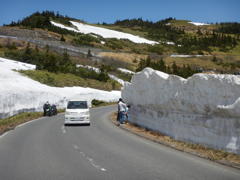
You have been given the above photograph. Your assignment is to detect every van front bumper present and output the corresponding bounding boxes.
[64,116,90,125]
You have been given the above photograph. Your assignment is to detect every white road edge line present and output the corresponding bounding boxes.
[16,117,44,128]
[61,125,66,134]
[0,117,45,139]
[73,144,107,172]
[0,131,10,139]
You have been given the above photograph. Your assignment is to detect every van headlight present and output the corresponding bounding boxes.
[83,112,89,116]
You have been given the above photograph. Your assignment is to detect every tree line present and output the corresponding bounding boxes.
[137,57,200,78]
[7,11,77,35]
[113,17,184,42]
[176,32,238,53]
[4,43,110,82]
[216,22,240,34]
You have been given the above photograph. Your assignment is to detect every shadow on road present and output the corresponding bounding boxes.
[64,124,91,127]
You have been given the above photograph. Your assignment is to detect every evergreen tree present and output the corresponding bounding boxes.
[87,49,92,58]
[60,34,65,41]
[172,62,178,74]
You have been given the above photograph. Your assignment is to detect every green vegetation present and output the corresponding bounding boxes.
[72,34,100,46]
[176,33,238,54]
[0,112,42,134]
[137,56,200,78]
[20,70,121,91]
[6,11,240,56]
[4,11,240,77]
[91,99,116,107]
[4,43,112,82]
[110,70,133,82]
[7,11,77,35]
[98,18,240,55]
[216,22,240,34]
[114,17,183,42]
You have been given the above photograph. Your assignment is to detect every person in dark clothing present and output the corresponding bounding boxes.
[43,101,50,116]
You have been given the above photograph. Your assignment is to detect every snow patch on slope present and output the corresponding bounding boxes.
[51,21,158,45]
[170,54,206,58]
[117,68,135,75]
[76,64,101,73]
[122,68,240,153]
[108,74,125,86]
[76,64,126,85]
[189,22,210,26]
[0,58,120,119]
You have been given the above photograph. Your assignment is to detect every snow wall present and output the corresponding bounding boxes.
[122,68,240,154]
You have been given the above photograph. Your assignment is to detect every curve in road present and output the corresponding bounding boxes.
[0,105,239,180]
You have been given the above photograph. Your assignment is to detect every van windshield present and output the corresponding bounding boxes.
[67,101,88,109]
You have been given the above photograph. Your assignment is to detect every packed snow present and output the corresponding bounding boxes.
[117,68,135,75]
[170,54,206,58]
[0,57,120,119]
[189,22,210,26]
[51,21,158,45]
[122,68,240,154]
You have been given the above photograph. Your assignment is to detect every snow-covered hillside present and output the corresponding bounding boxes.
[0,57,120,119]
[122,68,240,154]
[51,21,158,45]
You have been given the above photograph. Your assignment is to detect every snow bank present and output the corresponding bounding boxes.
[0,57,120,119]
[189,22,210,26]
[51,21,158,45]
[170,54,205,58]
[122,68,240,154]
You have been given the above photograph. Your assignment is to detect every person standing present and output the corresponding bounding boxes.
[43,101,50,116]
[118,98,127,124]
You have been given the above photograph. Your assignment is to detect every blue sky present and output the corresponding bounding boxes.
[0,0,239,25]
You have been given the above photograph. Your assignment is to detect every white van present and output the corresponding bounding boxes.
[64,100,90,125]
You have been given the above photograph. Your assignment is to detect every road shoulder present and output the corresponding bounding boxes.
[110,112,240,170]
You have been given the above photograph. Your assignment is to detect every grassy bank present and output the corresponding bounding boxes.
[0,112,43,135]
[91,99,117,107]
[19,70,121,91]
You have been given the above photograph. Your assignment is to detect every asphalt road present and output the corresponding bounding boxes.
[0,105,239,180]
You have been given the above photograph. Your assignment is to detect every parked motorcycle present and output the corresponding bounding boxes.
[43,102,57,116]
[45,107,52,116]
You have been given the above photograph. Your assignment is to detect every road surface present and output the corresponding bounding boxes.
[0,105,239,180]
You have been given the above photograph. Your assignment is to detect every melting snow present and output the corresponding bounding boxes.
[170,54,205,58]
[189,22,210,26]
[76,64,100,73]
[51,21,158,45]
[108,74,125,86]
[117,68,135,75]
[0,57,120,119]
